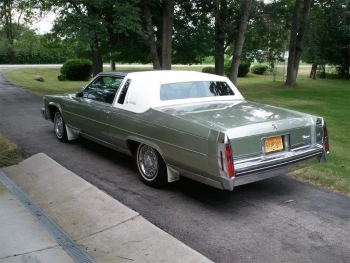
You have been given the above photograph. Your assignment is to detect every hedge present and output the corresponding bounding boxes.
[60,59,93,81]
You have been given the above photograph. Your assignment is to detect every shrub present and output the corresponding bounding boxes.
[57,75,66,81]
[60,59,93,81]
[224,60,251,77]
[251,64,268,75]
[202,67,215,74]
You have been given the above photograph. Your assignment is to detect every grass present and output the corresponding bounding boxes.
[3,68,88,96]
[3,66,350,196]
[0,135,27,168]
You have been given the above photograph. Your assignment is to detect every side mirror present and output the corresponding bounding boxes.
[76,91,83,98]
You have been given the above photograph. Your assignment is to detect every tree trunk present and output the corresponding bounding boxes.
[293,0,312,79]
[143,0,161,69]
[110,59,116,71]
[161,0,175,70]
[91,43,103,77]
[309,62,317,79]
[229,0,252,86]
[285,0,312,86]
[4,0,15,64]
[285,0,301,86]
[7,48,14,64]
[214,0,227,76]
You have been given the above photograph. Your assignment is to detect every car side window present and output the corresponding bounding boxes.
[84,76,123,104]
[117,79,131,104]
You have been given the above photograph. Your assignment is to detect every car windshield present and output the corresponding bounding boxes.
[160,81,234,101]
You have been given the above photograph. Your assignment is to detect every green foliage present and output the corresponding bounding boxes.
[224,60,251,77]
[60,59,93,81]
[238,61,252,77]
[303,0,349,79]
[241,0,293,64]
[202,56,215,64]
[57,75,66,81]
[172,1,214,65]
[0,27,76,64]
[47,0,142,70]
[202,67,215,74]
[251,64,268,75]
[0,52,71,64]
[0,0,47,63]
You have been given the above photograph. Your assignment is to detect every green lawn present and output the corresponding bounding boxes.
[2,66,350,195]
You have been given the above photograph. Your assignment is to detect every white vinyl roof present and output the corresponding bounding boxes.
[112,71,244,113]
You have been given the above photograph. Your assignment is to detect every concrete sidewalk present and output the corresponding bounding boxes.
[0,153,213,263]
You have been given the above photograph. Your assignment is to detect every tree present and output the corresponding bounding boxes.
[228,0,252,85]
[142,0,175,69]
[0,0,40,63]
[285,0,312,86]
[172,0,214,65]
[47,0,141,76]
[241,0,293,64]
[161,0,175,69]
[214,0,229,75]
[303,0,350,79]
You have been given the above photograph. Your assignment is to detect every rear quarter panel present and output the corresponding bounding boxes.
[109,109,220,180]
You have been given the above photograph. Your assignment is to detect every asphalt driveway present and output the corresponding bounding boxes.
[0,69,349,263]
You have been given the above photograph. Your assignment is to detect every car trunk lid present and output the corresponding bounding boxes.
[157,100,314,157]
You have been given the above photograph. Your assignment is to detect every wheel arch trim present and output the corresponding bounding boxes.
[48,102,62,122]
[126,137,180,183]
[126,136,165,161]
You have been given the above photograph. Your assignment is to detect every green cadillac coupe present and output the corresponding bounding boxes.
[41,71,329,190]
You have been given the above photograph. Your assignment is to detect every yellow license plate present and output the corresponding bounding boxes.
[265,136,283,153]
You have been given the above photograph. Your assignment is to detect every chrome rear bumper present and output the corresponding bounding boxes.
[221,146,325,191]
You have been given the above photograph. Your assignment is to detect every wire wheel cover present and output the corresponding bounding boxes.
[138,145,158,179]
[54,113,64,138]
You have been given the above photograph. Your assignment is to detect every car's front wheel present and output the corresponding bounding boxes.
[54,110,68,142]
[136,144,167,188]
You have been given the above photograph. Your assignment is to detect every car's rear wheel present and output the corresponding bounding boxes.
[54,110,68,142]
[136,144,167,188]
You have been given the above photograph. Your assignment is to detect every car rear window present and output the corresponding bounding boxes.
[160,81,234,101]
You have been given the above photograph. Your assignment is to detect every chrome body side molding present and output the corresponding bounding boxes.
[79,132,133,157]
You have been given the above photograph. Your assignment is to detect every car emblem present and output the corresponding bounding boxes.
[272,123,278,129]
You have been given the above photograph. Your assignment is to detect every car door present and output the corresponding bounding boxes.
[108,79,134,150]
[67,75,123,144]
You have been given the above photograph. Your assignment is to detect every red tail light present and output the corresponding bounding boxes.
[323,125,329,153]
[225,144,235,178]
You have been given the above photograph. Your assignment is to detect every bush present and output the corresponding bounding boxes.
[57,75,66,81]
[202,67,215,74]
[224,60,251,77]
[60,59,93,81]
[251,64,268,75]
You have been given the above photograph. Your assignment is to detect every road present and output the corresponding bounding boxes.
[0,69,349,263]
